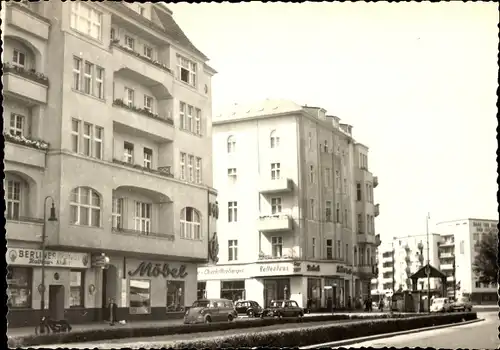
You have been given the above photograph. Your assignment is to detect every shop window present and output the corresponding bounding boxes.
[167,280,185,312]
[307,278,322,310]
[129,279,151,314]
[197,282,207,300]
[69,270,85,307]
[220,280,245,301]
[7,267,32,308]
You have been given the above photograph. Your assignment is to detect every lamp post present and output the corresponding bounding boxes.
[39,196,57,331]
[452,253,456,300]
[426,213,431,309]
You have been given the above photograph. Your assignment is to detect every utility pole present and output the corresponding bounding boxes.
[426,213,431,309]
[452,255,456,300]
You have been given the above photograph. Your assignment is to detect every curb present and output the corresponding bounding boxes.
[299,318,485,349]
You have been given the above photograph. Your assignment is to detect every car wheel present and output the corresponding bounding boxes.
[228,315,234,322]
[248,310,254,318]
[205,316,212,324]
[277,313,283,319]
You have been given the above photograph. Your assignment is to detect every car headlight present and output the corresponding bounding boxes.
[199,309,205,315]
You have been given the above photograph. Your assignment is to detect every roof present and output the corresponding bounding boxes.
[410,264,446,280]
[215,99,305,121]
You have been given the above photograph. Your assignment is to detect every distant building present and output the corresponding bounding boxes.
[198,99,380,310]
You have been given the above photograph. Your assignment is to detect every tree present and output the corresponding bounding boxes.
[472,228,498,284]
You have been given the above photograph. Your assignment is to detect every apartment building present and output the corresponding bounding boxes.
[371,234,441,297]
[435,218,498,304]
[3,1,217,326]
[197,99,380,309]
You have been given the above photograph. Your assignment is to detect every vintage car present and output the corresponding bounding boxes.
[234,300,263,317]
[261,300,304,319]
[452,296,473,312]
[184,299,238,324]
[430,297,454,313]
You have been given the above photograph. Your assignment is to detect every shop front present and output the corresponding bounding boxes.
[263,278,291,308]
[6,247,93,327]
[104,256,197,322]
[221,280,246,301]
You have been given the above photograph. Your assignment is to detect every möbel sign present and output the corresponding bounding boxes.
[128,262,188,279]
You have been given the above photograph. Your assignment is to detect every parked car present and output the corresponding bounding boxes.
[452,296,472,312]
[261,300,304,319]
[430,297,454,313]
[234,300,263,317]
[184,299,238,324]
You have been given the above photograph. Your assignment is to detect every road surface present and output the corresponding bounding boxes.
[337,311,499,349]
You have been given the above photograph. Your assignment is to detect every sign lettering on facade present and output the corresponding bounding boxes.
[128,262,188,279]
[198,266,246,280]
[6,248,89,268]
[307,264,320,272]
[336,265,353,275]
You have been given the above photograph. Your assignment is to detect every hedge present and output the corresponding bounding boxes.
[8,312,413,347]
[151,312,477,349]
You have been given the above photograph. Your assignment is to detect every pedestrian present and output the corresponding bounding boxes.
[347,296,352,310]
[107,298,118,326]
[368,296,373,312]
[378,298,384,312]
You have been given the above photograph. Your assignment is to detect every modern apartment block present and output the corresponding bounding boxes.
[4,1,217,326]
[435,218,498,304]
[371,234,442,298]
[197,99,380,310]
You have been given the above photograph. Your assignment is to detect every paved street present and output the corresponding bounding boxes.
[336,311,499,349]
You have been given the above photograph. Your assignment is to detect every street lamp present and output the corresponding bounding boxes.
[426,213,431,310]
[39,196,57,332]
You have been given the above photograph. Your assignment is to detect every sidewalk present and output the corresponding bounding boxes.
[8,318,183,338]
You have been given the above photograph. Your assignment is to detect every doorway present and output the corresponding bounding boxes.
[48,285,65,320]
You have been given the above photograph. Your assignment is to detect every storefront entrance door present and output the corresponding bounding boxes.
[48,285,65,321]
[264,279,290,307]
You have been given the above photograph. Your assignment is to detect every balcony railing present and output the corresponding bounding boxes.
[112,159,173,178]
[112,227,175,241]
[4,132,49,151]
[112,99,174,126]
[3,62,49,86]
[6,214,44,224]
[257,214,292,232]
[110,41,173,74]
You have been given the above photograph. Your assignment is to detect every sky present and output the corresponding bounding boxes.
[168,2,499,240]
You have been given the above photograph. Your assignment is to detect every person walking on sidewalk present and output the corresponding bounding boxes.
[107,298,118,326]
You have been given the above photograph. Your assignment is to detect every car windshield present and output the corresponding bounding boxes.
[432,298,447,304]
[270,301,283,307]
[192,300,210,308]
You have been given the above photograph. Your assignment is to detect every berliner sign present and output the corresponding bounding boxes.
[6,247,90,268]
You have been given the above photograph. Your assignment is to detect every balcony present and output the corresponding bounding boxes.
[356,232,376,245]
[373,176,379,188]
[5,3,50,40]
[374,203,380,217]
[446,275,455,282]
[3,65,48,104]
[4,133,48,168]
[356,265,377,279]
[440,240,455,247]
[257,214,292,232]
[441,263,453,270]
[439,252,454,259]
[259,177,293,194]
[112,227,174,241]
[375,234,381,246]
[112,159,173,179]
[111,42,174,91]
[112,99,175,142]
[6,216,44,243]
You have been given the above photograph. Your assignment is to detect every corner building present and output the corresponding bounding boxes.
[198,100,380,310]
[4,1,217,326]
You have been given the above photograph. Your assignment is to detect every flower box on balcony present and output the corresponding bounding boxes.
[3,62,49,86]
[112,98,174,126]
[110,42,173,74]
[4,132,49,150]
[112,158,174,178]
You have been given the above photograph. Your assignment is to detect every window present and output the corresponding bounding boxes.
[326,239,333,259]
[70,187,101,227]
[356,183,362,201]
[187,105,193,132]
[94,126,103,160]
[125,35,135,50]
[308,132,312,149]
[271,198,282,214]
[179,102,186,130]
[325,201,332,222]
[179,101,200,134]
[12,49,26,67]
[335,171,340,191]
[112,197,123,229]
[272,236,283,257]
[270,130,280,148]
[9,113,24,136]
[129,279,151,314]
[83,62,93,94]
[71,119,80,153]
[177,55,197,87]
[95,67,104,99]
[69,270,84,307]
[134,201,152,234]
[325,168,332,187]
[366,214,370,233]
[166,280,184,313]
[195,109,202,135]
[143,148,153,169]
[228,168,237,183]
[357,214,363,233]
[312,237,316,258]
[70,1,103,40]
[195,157,202,184]
[180,152,186,180]
[110,28,115,40]
[337,240,341,259]
[144,95,154,113]
[344,209,348,227]
[83,122,92,156]
[228,201,238,222]
[227,136,236,153]
[125,87,134,107]
[271,163,281,180]
[124,142,134,164]
[7,267,31,308]
[73,57,81,90]
[310,199,315,219]
[143,45,153,59]
[309,165,314,183]
[228,240,238,261]
[336,203,340,223]
[6,180,21,220]
[346,244,349,263]
[187,155,194,182]
[180,207,201,240]
[475,281,481,288]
